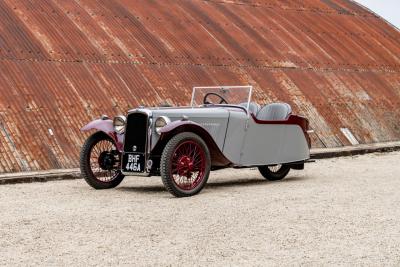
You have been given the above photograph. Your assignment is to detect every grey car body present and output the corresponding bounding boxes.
[141,105,309,172]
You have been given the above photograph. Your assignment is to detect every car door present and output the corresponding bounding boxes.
[222,110,248,164]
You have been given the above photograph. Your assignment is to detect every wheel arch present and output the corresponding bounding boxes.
[81,119,123,151]
[152,121,231,167]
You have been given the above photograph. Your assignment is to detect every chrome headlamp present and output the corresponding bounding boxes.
[155,116,171,134]
[113,115,127,134]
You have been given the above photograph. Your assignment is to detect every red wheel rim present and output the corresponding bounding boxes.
[170,140,207,191]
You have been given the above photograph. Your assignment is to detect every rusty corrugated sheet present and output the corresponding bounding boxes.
[0,0,399,173]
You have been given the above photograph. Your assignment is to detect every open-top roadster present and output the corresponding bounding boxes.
[80,86,311,197]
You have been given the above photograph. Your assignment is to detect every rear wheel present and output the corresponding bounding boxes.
[258,164,290,181]
[160,132,211,197]
[80,132,125,189]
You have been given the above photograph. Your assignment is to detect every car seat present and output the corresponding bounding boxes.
[256,103,292,121]
[239,102,260,115]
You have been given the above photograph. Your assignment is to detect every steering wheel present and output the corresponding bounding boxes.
[203,92,229,105]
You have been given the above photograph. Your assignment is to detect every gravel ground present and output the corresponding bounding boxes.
[1,152,400,266]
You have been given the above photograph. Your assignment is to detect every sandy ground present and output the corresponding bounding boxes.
[1,152,400,266]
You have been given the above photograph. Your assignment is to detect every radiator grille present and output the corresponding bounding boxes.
[123,112,148,153]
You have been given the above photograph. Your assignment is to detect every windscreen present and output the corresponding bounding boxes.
[191,86,252,108]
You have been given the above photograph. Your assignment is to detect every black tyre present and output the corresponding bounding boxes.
[258,164,290,181]
[160,132,211,197]
[80,132,125,189]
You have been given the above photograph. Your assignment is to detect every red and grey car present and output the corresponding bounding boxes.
[80,86,312,197]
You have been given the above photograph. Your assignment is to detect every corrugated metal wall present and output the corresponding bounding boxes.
[0,0,399,173]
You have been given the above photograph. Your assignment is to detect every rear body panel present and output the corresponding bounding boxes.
[240,120,310,166]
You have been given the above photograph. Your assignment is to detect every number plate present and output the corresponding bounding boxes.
[122,153,145,173]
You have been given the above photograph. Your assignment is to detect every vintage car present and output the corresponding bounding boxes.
[80,86,312,197]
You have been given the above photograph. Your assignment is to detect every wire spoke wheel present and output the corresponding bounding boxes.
[258,164,290,181]
[80,132,125,189]
[161,132,211,197]
[89,139,119,182]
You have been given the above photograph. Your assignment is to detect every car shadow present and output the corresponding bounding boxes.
[206,175,307,189]
[117,185,165,193]
[116,175,309,194]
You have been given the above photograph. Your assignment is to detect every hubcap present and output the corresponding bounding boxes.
[177,155,195,177]
[98,151,116,170]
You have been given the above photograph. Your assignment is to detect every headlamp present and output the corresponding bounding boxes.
[155,116,171,134]
[113,116,126,134]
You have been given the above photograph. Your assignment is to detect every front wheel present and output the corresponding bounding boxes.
[258,164,290,181]
[160,132,211,197]
[80,132,125,189]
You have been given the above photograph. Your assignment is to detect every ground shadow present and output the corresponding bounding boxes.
[117,185,165,193]
[116,175,309,194]
[206,175,308,189]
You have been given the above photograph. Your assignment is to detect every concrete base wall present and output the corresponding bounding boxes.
[1,141,399,185]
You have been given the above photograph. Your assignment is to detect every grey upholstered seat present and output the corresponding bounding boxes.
[239,102,260,114]
[256,103,292,121]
